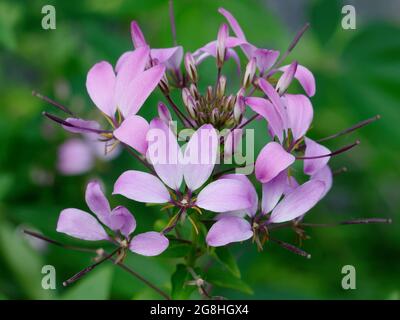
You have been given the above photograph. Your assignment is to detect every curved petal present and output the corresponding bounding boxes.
[196,179,253,213]
[86,61,116,117]
[220,174,258,217]
[218,8,246,40]
[223,128,243,158]
[279,64,316,97]
[311,165,332,199]
[303,137,331,175]
[56,208,108,241]
[276,61,297,95]
[109,206,136,237]
[253,48,280,73]
[85,181,111,225]
[130,21,148,48]
[151,46,183,71]
[57,139,94,175]
[258,78,287,128]
[146,118,183,190]
[118,64,166,118]
[182,124,219,191]
[114,115,149,154]
[206,216,253,247]
[283,94,313,140]
[284,175,299,196]
[113,170,170,203]
[255,142,295,183]
[129,231,169,256]
[245,97,284,142]
[62,118,101,136]
[261,171,287,214]
[269,180,325,223]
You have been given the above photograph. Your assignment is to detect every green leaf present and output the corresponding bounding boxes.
[205,267,253,295]
[61,265,113,300]
[162,241,191,258]
[170,264,195,300]
[212,247,241,278]
[0,221,52,299]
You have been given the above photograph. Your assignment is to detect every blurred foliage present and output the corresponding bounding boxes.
[0,0,399,299]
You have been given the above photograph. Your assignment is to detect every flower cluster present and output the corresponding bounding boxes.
[34,6,387,295]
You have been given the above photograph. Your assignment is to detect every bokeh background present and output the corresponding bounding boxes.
[0,0,399,299]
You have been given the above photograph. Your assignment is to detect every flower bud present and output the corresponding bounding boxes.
[185,95,197,119]
[189,83,200,100]
[184,52,198,83]
[276,60,298,95]
[243,58,256,88]
[159,73,169,94]
[216,75,227,99]
[130,21,147,48]
[234,89,245,123]
[157,102,172,124]
[182,87,191,107]
[216,24,228,68]
[206,86,213,102]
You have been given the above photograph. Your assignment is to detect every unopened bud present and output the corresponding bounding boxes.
[206,86,213,102]
[159,73,169,94]
[234,90,245,123]
[157,102,172,124]
[189,83,200,100]
[217,24,228,68]
[182,87,191,106]
[184,52,198,83]
[243,58,256,88]
[186,96,197,119]
[216,75,227,98]
[276,60,298,95]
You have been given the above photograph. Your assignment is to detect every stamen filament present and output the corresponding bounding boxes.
[32,91,74,115]
[296,140,360,160]
[269,237,311,259]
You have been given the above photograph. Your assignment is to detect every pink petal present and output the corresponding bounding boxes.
[86,61,116,117]
[303,137,331,175]
[311,165,332,199]
[129,231,169,256]
[269,180,325,223]
[118,64,166,118]
[85,181,111,225]
[146,118,183,190]
[284,175,299,195]
[56,208,108,241]
[223,128,243,158]
[151,47,183,71]
[113,115,149,154]
[196,179,253,213]
[109,206,136,237]
[62,118,101,135]
[255,142,295,183]
[157,102,172,124]
[283,94,313,140]
[218,8,246,40]
[261,171,287,214]
[182,124,219,191]
[258,78,287,128]
[220,174,258,217]
[276,61,298,95]
[245,97,284,142]
[57,139,94,175]
[113,170,170,203]
[206,216,253,247]
[253,49,280,73]
[130,21,148,48]
[279,64,316,97]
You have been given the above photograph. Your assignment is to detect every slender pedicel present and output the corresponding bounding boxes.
[317,115,381,143]
[238,113,258,129]
[296,140,360,160]
[32,90,74,115]
[168,0,177,46]
[42,112,112,134]
[269,237,311,259]
[301,218,392,228]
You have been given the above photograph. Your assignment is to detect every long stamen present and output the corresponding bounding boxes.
[269,237,311,259]
[318,115,381,143]
[296,140,360,160]
[43,112,111,134]
[32,91,74,115]
[301,218,392,228]
[168,0,177,46]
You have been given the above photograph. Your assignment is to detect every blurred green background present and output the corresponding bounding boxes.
[0,0,399,299]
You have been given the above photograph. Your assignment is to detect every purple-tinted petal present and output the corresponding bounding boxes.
[118,64,166,118]
[220,174,258,217]
[253,49,280,73]
[56,208,108,241]
[223,128,243,158]
[113,115,149,154]
[206,216,253,247]
[261,171,287,214]
[245,97,284,142]
[255,142,295,183]
[279,64,316,97]
[284,175,299,196]
[130,21,147,48]
[311,165,332,199]
[196,179,253,213]
[85,181,111,225]
[283,94,313,140]
[276,61,298,95]
[86,61,116,117]
[157,102,172,124]
[62,118,101,135]
[258,78,287,128]
[218,8,246,40]
[113,170,170,203]
[269,180,325,223]
[129,231,169,256]
[303,137,331,175]
[146,118,183,190]
[182,124,219,191]
[109,206,136,237]
[151,47,183,71]
[57,139,94,175]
